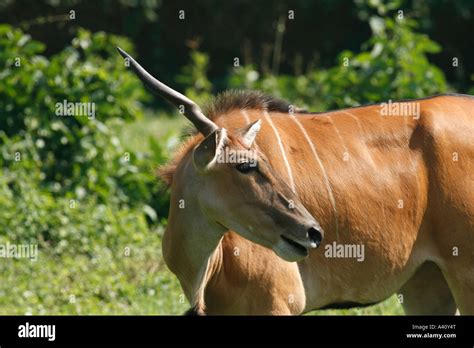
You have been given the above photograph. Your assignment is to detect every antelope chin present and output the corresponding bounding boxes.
[274,236,309,262]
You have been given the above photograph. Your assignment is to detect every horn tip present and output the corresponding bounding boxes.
[116,46,128,59]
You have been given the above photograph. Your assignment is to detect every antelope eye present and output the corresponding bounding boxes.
[236,161,257,174]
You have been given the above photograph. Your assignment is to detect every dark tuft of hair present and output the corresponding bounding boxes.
[203,89,304,119]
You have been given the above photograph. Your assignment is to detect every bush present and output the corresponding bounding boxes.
[228,13,448,111]
[0,25,171,254]
[0,161,149,255]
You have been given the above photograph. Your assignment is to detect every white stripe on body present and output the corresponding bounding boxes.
[241,110,251,125]
[289,113,340,240]
[263,111,296,193]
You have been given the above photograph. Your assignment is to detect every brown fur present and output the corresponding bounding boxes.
[161,93,474,315]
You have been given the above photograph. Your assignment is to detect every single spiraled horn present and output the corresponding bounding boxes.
[117,47,218,136]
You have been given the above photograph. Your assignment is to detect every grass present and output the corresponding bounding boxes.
[0,112,405,315]
[116,110,188,154]
[0,228,403,314]
[0,228,188,315]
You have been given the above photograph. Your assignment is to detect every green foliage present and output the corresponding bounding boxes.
[0,25,174,262]
[314,15,448,108]
[0,25,180,314]
[0,229,188,315]
[0,164,149,255]
[0,25,171,218]
[0,5,460,314]
[176,50,213,106]
[229,13,448,111]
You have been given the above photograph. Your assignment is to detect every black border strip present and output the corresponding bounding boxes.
[0,315,473,346]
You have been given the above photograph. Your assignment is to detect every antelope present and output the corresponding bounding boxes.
[118,47,474,315]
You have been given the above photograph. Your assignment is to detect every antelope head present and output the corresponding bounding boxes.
[117,47,324,262]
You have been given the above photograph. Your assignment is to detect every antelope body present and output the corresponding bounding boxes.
[118,48,474,315]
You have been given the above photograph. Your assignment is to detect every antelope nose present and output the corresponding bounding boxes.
[307,226,323,248]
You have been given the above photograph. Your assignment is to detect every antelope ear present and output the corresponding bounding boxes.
[238,119,261,148]
[193,128,228,171]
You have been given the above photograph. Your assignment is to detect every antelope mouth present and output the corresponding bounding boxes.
[280,235,309,257]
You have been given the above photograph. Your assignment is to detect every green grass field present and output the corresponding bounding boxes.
[0,113,404,315]
[0,229,403,315]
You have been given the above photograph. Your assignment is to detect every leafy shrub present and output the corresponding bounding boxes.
[0,128,156,254]
[0,25,171,254]
[1,25,172,205]
[229,13,448,111]
[176,50,213,106]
